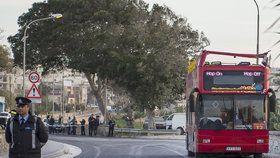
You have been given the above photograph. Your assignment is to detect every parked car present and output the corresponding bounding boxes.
[143,116,166,129]
[0,112,11,129]
[165,113,186,135]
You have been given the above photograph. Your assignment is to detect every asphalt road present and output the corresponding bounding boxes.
[50,135,187,158]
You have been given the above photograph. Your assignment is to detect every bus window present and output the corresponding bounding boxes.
[198,95,233,130]
[234,95,265,130]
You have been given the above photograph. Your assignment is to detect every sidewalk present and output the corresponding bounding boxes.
[1,140,81,158]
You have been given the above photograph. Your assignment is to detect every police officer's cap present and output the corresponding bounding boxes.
[15,97,32,107]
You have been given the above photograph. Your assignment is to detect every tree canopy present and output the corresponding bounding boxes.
[8,0,209,117]
[0,29,12,71]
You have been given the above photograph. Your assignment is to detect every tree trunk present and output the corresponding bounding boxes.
[146,108,154,129]
[84,73,107,119]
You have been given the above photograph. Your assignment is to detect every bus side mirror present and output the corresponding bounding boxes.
[189,94,195,112]
[262,55,268,66]
[268,88,276,112]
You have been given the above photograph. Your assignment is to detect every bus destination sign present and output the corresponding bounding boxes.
[204,70,264,93]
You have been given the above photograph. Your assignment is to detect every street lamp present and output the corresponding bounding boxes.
[22,13,62,96]
[253,0,260,64]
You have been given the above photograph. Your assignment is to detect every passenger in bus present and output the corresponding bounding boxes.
[220,111,231,128]
[220,111,229,123]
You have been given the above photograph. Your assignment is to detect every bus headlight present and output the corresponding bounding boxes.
[202,139,211,143]
[257,139,264,144]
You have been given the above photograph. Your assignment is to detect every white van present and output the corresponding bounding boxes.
[165,113,186,135]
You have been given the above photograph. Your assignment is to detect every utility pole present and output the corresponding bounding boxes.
[52,73,55,114]
[253,0,260,64]
[22,14,62,96]
[61,70,65,118]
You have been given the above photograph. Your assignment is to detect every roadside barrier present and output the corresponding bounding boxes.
[114,128,180,137]
[45,124,180,137]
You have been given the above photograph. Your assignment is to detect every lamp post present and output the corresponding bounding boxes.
[253,0,260,64]
[22,13,62,96]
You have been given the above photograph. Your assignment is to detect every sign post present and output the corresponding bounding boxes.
[27,72,42,115]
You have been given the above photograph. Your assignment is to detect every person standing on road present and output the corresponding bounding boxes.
[58,115,63,125]
[49,115,55,134]
[80,118,86,135]
[88,114,94,136]
[5,97,48,158]
[71,116,77,135]
[93,115,100,136]
[108,117,116,137]
[67,116,71,135]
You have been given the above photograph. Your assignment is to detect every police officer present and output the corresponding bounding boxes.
[5,97,48,158]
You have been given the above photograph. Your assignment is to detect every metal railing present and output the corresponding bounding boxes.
[114,128,180,136]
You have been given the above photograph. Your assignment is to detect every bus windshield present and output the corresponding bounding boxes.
[198,95,266,130]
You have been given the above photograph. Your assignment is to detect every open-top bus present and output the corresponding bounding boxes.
[185,50,276,158]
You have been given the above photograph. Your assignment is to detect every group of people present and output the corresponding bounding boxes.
[67,116,78,135]
[44,113,115,137]
[88,114,100,136]
[86,114,116,137]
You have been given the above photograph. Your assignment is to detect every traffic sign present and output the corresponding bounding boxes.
[28,71,40,83]
[27,84,41,98]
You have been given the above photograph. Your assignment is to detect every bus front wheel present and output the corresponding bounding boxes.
[188,150,194,157]
[195,153,205,158]
[253,153,263,158]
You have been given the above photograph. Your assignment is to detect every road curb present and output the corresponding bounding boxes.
[42,140,68,158]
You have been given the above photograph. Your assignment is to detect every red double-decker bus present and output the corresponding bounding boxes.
[185,50,276,158]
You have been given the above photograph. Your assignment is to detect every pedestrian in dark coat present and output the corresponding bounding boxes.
[93,115,100,136]
[88,114,94,136]
[108,118,116,137]
[80,118,86,135]
[5,97,48,158]
[67,117,71,135]
[71,116,77,135]
[49,115,55,134]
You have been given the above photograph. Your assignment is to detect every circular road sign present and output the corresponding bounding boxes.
[28,72,40,83]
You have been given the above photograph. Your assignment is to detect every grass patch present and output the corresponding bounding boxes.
[133,120,143,129]
[115,118,144,129]
[116,118,126,128]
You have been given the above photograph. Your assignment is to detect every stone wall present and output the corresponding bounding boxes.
[0,130,8,156]
[269,131,280,155]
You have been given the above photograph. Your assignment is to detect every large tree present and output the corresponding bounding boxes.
[0,29,15,110]
[0,29,12,71]
[112,4,209,127]
[267,1,280,62]
[8,0,209,120]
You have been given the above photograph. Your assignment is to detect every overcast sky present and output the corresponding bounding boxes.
[0,0,279,66]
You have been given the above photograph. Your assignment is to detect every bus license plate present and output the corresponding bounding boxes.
[226,147,241,151]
